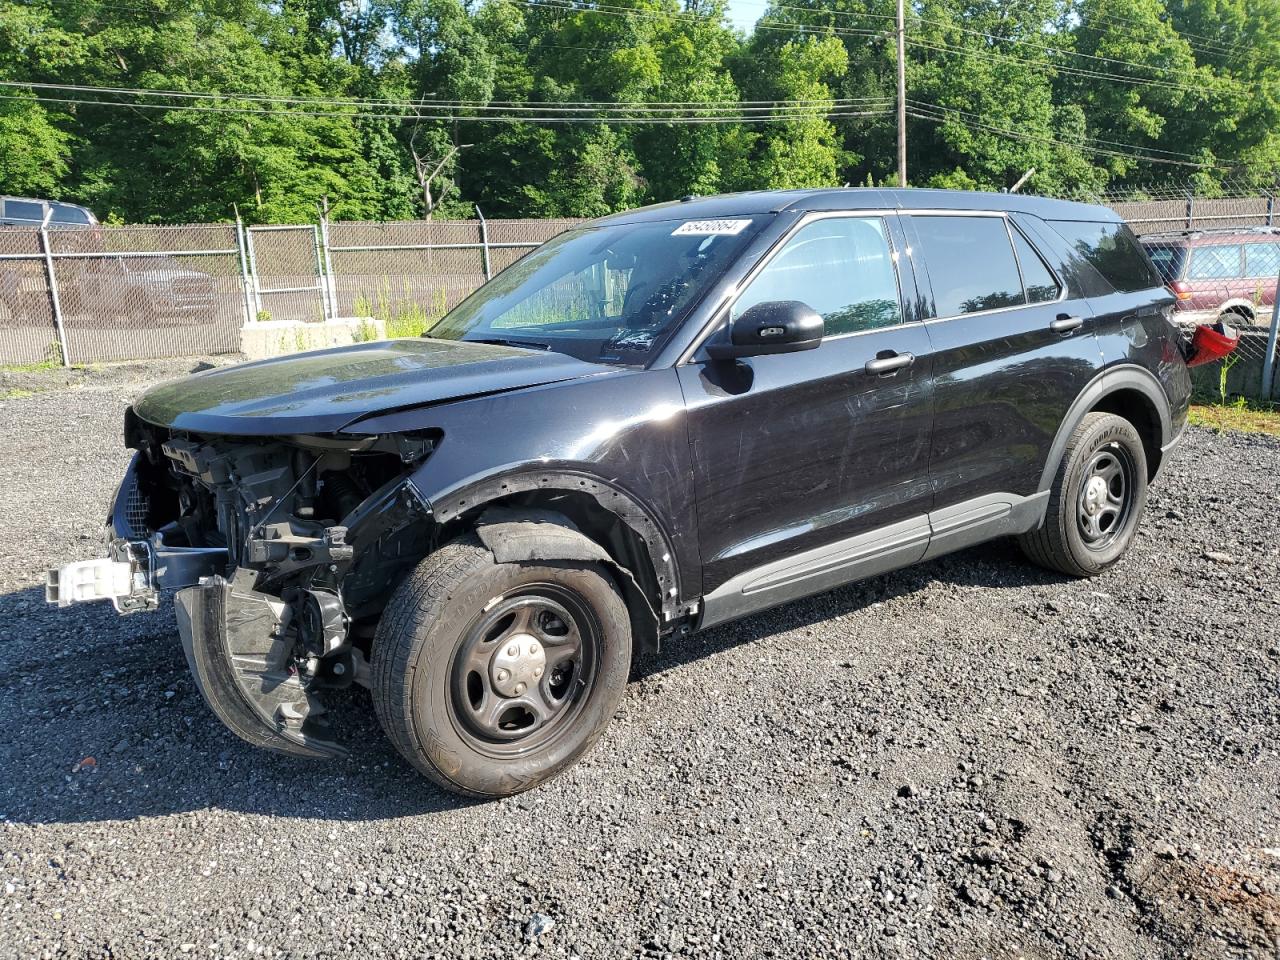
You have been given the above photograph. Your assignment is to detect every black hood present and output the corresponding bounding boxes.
[132,338,616,435]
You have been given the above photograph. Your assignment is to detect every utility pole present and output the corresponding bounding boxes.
[896,0,907,187]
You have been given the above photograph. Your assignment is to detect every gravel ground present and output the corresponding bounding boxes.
[1,360,1278,960]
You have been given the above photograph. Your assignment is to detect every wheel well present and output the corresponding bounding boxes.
[1221,303,1255,322]
[1090,388,1162,479]
[440,489,665,616]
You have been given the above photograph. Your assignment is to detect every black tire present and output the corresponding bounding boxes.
[371,534,632,798]
[1017,412,1149,578]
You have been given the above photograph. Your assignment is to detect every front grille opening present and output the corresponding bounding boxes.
[125,476,151,537]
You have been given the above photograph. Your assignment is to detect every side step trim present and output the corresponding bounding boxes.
[697,491,1050,631]
[699,516,931,629]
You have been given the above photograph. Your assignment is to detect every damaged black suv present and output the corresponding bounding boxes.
[48,189,1211,798]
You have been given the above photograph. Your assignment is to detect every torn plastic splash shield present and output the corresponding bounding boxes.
[176,570,345,760]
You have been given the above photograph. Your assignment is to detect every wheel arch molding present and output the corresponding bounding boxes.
[1038,365,1174,492]
[416,466,687,647]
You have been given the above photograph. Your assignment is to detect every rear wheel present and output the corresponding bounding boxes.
[1018,412,1148,577]
[371,535,632,798]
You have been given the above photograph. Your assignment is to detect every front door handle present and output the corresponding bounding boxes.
[865,352,915,376]
[1050,314,1084,333]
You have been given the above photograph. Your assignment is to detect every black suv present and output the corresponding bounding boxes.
[48,189,1197,797]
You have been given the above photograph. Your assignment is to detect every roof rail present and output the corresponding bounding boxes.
[1139,225,1280,241]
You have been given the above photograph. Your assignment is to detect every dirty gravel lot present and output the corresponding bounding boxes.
[0,360,1277,960]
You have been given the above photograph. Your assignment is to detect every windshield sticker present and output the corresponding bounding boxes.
[672,219,751,236]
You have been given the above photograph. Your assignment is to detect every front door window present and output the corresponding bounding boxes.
[733,217,904,336]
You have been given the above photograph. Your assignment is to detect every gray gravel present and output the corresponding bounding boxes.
[1,361,1278,960]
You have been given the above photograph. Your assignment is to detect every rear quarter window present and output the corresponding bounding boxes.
[1049,220,1163,293]
[50,203,91,225]
[1244,241,1280,278]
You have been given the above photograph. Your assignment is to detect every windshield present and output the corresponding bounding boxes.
[425,217,767,365]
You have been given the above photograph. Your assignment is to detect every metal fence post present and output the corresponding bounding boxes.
[319,199,339,319]
[234,209,256,325]
[244,224,263,318]
[310,222,330,322]
[1267,193,1275,227]
[1264,272,1280,400]
[1185,188,1195,230]
[38,210,71,366]
[476,204,492,281]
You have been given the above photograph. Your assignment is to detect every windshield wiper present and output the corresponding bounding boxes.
[467,336,552,351]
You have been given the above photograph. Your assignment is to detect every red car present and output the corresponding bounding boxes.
[1140,227,1280,326]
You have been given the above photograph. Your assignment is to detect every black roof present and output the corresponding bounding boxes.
[594,187,1115,226]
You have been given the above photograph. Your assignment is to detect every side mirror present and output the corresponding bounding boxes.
[706,300,824,360]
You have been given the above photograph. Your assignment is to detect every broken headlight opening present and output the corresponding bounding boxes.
[47,412,438,757]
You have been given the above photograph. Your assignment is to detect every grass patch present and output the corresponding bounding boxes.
[353,281,447,341]
[0,388,37,400]
[1188,400,1280,436]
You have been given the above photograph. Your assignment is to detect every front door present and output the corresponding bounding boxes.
[678,213,936,626]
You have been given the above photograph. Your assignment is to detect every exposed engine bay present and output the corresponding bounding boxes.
[47,411,439,756]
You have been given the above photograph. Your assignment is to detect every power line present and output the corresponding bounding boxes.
[1081,7,1236,56]
[909,17,1194,81]
[905,99,1215,161]
[0,80,891,113]
[0,90,892,124]
[906,36,1213,95]
[906,105,1227,169]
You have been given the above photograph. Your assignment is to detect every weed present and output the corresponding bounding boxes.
[1188,400,1280,436]
[352,280,446,339]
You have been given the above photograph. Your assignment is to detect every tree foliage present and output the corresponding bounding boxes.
[1,0,1278,222]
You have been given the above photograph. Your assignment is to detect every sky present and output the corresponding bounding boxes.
[726,0,764,33]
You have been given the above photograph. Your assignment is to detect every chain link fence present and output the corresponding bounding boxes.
[325,217,582,326]
[0,193,1277,399]
[0,214,585,367]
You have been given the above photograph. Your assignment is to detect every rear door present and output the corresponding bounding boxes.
[680,213,936,623]
[902,211,1102,519]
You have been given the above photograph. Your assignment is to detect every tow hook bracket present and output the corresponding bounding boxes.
[176,572,346,760]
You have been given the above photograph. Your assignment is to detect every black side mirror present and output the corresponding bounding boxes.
[706,300,825,360]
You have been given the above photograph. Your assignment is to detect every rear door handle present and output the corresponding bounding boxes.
[1050,314,1084,333]
[865,352,915,376]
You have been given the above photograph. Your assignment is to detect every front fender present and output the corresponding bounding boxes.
[475,507,660,655]
[415,464,684,626]
[345,366,701,616]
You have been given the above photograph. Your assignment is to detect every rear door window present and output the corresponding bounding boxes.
[1010,227,1061,304]
[734,216,903,335]
[1048,220,1163,292]
[1187,244,1243,280]
[913,215,1024,317]
[1244,241,1280,278]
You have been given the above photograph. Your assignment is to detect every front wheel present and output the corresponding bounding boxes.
[371,535,632,798]
[1018,412,1149,578]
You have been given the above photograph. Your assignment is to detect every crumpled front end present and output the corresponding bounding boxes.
[48,408,437,758]
[47,451,227,613]
[176,570,343,758]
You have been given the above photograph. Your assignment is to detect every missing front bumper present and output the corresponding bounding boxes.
[176,572,346,760]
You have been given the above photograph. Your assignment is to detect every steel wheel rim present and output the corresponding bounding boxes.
[448,585,600,757]
[1077,442,1135,550]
